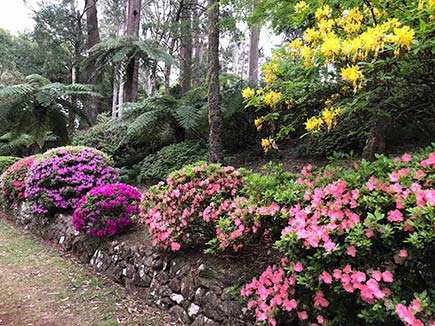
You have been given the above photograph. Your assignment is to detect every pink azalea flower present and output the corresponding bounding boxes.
[298,311,308,320]
[294,262,304,272]
[347,245,357,257]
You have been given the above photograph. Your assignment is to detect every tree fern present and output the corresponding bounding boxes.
[0,74,97,151]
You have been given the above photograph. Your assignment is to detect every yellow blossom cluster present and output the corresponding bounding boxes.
[305,107,341,133]
[305,116,323,132]
[254,118,263,131]
[242,87,255,99]
[261,138,272,153]
[263,63,278,83]
[305,93,341,133]
[264,90,282,108]
[295,1,309,13]
[341,65,364,92]
[289,4,417,91]
[322,106,341,131]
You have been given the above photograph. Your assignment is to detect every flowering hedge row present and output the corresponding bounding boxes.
[25,146,119,214]
[73,183,141,237]
[241,149,435,326]
[139,148,435,326]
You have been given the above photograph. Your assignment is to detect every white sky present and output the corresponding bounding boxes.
[0,0,35,34]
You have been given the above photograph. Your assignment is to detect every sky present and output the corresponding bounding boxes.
[0,0,35,34]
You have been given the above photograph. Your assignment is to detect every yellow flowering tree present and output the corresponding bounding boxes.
[244,0,435,157]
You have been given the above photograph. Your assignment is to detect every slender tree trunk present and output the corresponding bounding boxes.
[112,65,119,118]
[125,0,142,102]
[232,40,239,75]
[193,1,204,87]
[69,8,83,135]
[207,0,223,163]
[180,1,193,95]
[164,64,171,94]
[248,24,260,85]
[84,0,100,126]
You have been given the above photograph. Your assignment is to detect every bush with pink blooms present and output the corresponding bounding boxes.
[72,183,141,237]
[241,146,435,326]
[140,162,251,251]
[25,146,119,214]
[1,156,37,205]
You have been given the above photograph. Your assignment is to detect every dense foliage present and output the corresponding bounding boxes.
[73,183,141,237]
[0,156,20,175]
[138,140,209,182]
[25,146,119,214]
[1,157,37,205]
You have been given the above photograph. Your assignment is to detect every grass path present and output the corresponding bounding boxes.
[0,217,177,326]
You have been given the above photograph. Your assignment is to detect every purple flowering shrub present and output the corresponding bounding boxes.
[72,183,141,237]
[25,146,119,214]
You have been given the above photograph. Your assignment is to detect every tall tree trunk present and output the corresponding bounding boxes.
[180,1,193,95]
[84,0,100,126]
[207,0,223,163]
[248,23,260,85]
[125,0,142,102]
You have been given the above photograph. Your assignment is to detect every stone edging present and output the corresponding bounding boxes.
[5,202,256,326]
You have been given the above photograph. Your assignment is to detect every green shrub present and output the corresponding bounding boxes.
[0,156,20,175]
[138,140,209,182]
[73,119,176,168]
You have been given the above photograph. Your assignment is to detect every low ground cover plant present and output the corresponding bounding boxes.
[138,140,209,183]
[25,146,119,214]
[1,156,37,205]
[72,183,141,237]
[241,147,435,326]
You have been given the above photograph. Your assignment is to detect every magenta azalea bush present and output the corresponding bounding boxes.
[72,183,141,237]
[140,162,248,251]
[25,146,119,214]
[1,156,37,205]
[241,149,435,326]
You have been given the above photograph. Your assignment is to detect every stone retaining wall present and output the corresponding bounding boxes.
[5,202,259,326]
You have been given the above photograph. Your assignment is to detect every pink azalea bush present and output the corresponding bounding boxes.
[140,162,248,251]
[25,146,119,214]
[241,148,435,326]
[72,183,141,237]
[1,156,37,205]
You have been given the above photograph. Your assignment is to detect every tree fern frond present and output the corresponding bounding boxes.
[0,83,35,99]
[25,74,50,87]
[174,104,202,131]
